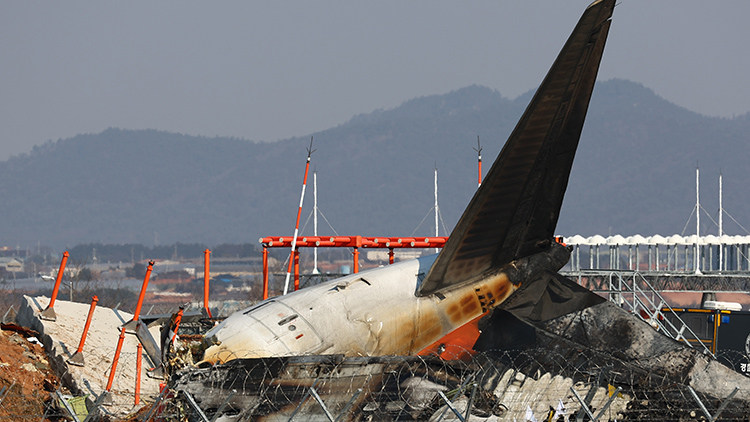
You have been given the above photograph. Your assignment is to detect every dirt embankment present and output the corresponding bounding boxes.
[0,324,60,421]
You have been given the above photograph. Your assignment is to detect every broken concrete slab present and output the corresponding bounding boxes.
[16,295,163,418]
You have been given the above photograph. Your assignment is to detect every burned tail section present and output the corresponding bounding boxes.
[418,0,614,297]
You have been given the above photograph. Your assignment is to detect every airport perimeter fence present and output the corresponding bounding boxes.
[3,347,750,421]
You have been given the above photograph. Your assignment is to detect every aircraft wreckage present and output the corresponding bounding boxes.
[164,1,750,420]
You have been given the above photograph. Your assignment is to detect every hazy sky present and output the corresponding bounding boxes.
[2,1,749,161]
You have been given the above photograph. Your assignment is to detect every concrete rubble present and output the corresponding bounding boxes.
[16,295,163,419]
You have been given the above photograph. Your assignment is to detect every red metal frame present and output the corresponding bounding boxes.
[260,236,448,297]
[261,236,448,249]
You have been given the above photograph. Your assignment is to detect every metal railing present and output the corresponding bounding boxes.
[563,269,715,357]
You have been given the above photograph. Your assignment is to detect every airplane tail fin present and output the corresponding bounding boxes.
[418,0,614,297]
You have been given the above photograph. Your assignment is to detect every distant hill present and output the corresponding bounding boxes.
[2,79,750,250]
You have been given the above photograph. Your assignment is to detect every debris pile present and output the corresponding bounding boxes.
[0,323,60,421]
[13,295,164,420]
[166,347,750,421]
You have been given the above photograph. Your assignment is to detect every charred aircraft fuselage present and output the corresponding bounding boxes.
[201,243,570,363]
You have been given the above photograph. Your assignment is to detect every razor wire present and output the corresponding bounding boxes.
[4,346,750,421]
[159,348,750,422]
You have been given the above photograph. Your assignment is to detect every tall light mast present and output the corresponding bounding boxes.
[695,167,701,274]
[719,172,723,271]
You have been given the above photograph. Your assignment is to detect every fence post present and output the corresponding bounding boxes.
[570,387,597,422]
[41,251,69,321]
[105,327,127,397]
[435,374,475,422]
[436,391,467,422]
[333,388,362,422]
[55,390,82,422]
[287,379,319,422]
[209,390,237,422]
[139,385,168,422]
[182,391,210,422]
[123,261,155,331]
[203,249,213,317]
[83,389,111,422]
[570,384,622,422]
[135,343,142,405]
[308,387,336,422]
[68,295,98,366]
[464,383,477,422]
[688,386,739,422]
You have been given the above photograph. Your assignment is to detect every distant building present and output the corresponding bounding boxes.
[196,257,267,278]
[0,257,24,272]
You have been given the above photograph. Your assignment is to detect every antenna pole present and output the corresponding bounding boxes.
[695,167,701,274]
[473,136,483,188]
[719,172,723,271]
[284,137,315,295]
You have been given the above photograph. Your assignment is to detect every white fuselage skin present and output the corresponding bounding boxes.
[201,254,518,364]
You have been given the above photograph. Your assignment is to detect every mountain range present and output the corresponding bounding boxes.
[2,79,750,250]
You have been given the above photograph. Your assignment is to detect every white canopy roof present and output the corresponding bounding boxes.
[560,234,750,245]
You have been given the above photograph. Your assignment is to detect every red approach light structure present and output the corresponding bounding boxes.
[259,235,449,299]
